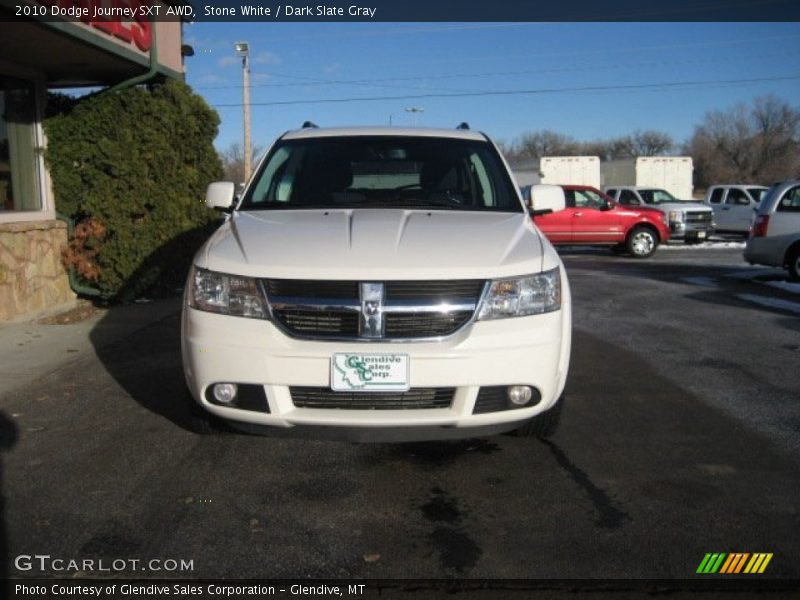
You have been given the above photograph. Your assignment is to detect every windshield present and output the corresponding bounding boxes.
[638,189,677,205]
[239,136,522,212]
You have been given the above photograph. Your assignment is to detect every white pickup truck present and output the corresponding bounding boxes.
[181,125,572,441]
[704,184,768,234]
[604,186,715,243]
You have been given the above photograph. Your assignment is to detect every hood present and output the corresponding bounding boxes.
[648,202,712,213]
[198,209,547,280]
[613,204,663,218]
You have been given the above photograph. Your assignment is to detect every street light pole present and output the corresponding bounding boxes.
[235,42,251,183]
[405,106,424,126]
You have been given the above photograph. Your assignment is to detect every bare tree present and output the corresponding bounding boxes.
[516,130,581,159]
[686,95,800,187]
[219,142,264,184]
[627,130,675,156]
[506,129,674,162]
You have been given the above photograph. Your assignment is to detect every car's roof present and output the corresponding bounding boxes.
[281,126,488,142]
[607,186,668,190]
[560,184,602,191]
[708,184,769,188]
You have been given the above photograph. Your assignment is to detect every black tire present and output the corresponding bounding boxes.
[787,246,800,282]
[513,395,564,438]
[184,389,226,435]
[626,227,658,258]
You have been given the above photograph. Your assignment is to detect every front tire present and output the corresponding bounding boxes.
[513,395,564,438]
[626,227,658,258]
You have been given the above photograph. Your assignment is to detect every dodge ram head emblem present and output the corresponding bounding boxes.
[360,282,384,338]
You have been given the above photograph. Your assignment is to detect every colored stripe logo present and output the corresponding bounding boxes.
[697,552,773,574]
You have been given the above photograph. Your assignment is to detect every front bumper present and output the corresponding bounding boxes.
[744,236,784,268]
[670,221,714,240]
[181,289,571,434]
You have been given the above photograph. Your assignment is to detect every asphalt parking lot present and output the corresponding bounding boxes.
[1,244,799,586]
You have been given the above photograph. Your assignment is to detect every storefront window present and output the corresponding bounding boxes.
[0,76,40,212]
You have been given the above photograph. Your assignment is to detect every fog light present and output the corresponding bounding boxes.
[507,385,533,406]
[213,383,238,404]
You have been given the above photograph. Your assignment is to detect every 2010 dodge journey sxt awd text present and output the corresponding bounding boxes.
[181,125,572,440]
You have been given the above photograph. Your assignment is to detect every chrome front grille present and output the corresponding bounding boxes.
[686,211,712,224]
[290,386,455,409]
[265,279,486,340]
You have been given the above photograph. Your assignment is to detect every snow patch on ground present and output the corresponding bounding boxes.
[662,241,746,250]
[721,268,800,294]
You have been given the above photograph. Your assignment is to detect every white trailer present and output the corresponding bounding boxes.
[601,156,694,199]
[539,156,601,188]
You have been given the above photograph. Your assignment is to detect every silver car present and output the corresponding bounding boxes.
[744,180,800,281]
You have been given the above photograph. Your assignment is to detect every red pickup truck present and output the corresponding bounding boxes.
[531,184,671,258]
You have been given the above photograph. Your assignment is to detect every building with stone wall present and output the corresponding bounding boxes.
[0,1,185,320]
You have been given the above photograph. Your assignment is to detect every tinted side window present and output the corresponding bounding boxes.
[709,188,724,204]
[726,188,750,205]
[777,186,800,212]
[619,190,640,205]
[574,190,605,208]
[748,188,767,203]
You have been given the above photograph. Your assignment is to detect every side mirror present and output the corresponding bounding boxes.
[602,200,614,211]
[529,184,566,216]
[205,182,236,212]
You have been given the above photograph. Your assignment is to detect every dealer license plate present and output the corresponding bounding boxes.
[697,231,706,238]
[331,353,409,392]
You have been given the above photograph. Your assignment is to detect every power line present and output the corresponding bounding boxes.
[210,74,800,108]
[193,47,800,93]
[191,31,800,89]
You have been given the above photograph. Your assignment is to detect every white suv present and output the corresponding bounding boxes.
[181,126,572,440]
[744,180,800,281]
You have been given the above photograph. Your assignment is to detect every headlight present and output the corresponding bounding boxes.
[668,210,685,223]
[477,268,561,320]
[188,267,267,319]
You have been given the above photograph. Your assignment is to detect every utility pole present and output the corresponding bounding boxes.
[405,106,424,126]
[235,42,251,183]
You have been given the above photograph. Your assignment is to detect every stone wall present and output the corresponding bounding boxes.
[0,220,76,321]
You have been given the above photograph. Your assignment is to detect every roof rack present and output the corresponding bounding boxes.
[302,121,318,129]
[456,122,470,130]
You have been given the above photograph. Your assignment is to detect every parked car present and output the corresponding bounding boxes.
[744,180,800,281]
[182,125,572,440]
[603,186,714,243]
[531,184,669,258]
[704,185,769,234]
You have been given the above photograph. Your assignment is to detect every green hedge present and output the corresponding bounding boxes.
[44,80,223,299]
